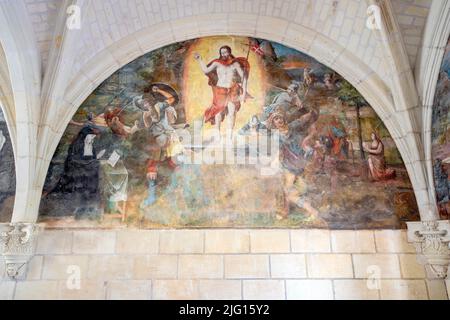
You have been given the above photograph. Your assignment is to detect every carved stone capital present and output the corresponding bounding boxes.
[0,223,39,280]
[407,220,450,279]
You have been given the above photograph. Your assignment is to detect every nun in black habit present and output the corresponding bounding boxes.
[51,125,103,219]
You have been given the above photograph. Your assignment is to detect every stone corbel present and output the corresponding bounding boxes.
[0,223,39,280]
[407,220,450,279]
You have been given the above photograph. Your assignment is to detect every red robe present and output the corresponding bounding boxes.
[146,158,178,176]
[204,57,250,125]
[104,107,128,137]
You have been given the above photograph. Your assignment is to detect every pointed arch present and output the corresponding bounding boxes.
[0,0,42,223]
[415,0,450,215]
[30,17,430,222]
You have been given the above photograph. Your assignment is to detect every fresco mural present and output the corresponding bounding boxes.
[0,108,15,222]
[39,36,419,229]
[432,36,450,220]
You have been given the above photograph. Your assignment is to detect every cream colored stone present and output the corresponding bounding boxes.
[106,280,152,300]
[133,255,178,280]
[379,280,428,300]
[0,282,15,300]
[27,255,43,280]
[196,13,228,36]
[108,37,143,67]
[307,254,353,278]
[115,230,159,254]
[159,230,204,254]
[58,280,106,300]
[198,280,242,300]
[250,230,290,253]
[374,230,415,253]
[310,33,343,67]
[426,280,449,300]
[243,280,285,300]
[204,230,250,253]
[171,16,200,42]
[405,6,429,17]
[284,23,316,52]
[286,280,333,300]
[72,231,116,254]
[153,280,199,300]
[353,254,401,279]
[291,230,331,253]
[270,254,307,278]
[0,257,4,280]
[331,231,376,253]
[87,255,133,280]
[399,254,426,279]
[42,255,89,280]
[256,16,289,40]
[446,280,450,300]
[224,255,270,279]
[134,22,174,54]
[178,255,223,279]
[333,280,380,300]
[227,13,258,34]
[64,73,97,114]
[15,281,59,300]
[0,0,440,304]
[36,231,73,254]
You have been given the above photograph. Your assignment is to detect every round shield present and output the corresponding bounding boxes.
[145,83,180,106]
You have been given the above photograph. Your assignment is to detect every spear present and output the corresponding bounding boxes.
[106,88,138,117]
[104,88,126,110]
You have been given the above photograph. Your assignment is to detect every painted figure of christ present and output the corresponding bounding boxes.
[194,45,249,141]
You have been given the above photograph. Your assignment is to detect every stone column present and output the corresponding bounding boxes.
[0,223,39,280]
[407,220,450,279]
[446,279,450,299]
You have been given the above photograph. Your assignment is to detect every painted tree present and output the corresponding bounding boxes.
[337,80,368,160]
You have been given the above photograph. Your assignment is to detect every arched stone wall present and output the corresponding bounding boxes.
[416,0,450,218]
[430,36,450,219]
[39,35,420,229]
[0,1,41,223]
[0,1,438,223]
[0,107,15,222]
[41,21,430,222]
[0,0,448,297]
